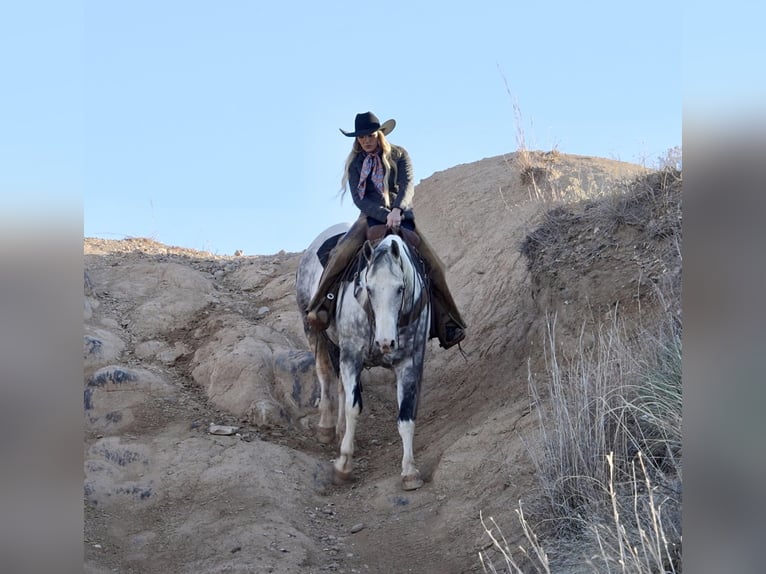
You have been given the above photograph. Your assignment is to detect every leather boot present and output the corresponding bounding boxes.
[306,216,368,331]
[416,232,467,348]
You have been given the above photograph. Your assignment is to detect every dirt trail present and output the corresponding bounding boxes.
[84,152,652,573]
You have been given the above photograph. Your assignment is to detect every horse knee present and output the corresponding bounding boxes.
[397,393,417,423]
[351,383,363,413]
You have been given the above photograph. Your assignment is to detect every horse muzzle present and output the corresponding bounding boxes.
[375,337,397,355]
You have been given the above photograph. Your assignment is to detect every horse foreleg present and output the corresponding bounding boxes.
[398,419,423,490]
[334,356,362,482]
[313,336,336,444]
[397,367,424,491]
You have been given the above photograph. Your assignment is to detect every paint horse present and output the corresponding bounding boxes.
[296,223,431,490]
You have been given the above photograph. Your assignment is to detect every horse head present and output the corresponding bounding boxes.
[361,236,410,355]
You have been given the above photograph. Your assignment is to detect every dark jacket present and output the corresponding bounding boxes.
[348,144,415,225]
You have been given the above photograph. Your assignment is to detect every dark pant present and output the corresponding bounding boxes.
[307,215,466,345]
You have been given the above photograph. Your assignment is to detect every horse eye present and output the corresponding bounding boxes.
[397,286,404,295]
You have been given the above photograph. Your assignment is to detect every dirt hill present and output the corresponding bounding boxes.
[83,151,679,573]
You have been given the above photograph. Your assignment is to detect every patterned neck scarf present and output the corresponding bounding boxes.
[357,152,384,199]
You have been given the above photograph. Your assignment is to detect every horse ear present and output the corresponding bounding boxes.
[390,238,400,260]
[363,240,374,262]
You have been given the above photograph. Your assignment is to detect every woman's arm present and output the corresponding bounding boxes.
[390,146,415,211]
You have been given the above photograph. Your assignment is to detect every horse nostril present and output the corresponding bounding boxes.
[376,340,396,353]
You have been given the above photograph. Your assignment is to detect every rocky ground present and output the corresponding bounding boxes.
[83,151,677,573]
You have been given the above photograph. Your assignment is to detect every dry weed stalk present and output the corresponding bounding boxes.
[497,308,681,571]
[481,450,680,574]
[479,506,551,574]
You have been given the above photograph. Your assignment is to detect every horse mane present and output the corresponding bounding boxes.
[372,234,426,277]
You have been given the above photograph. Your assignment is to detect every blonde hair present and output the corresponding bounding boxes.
[340,132,393,207]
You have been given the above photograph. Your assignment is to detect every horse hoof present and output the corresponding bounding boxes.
[316,426,335,444]
[401,473,424,491]
[333,468,354,485]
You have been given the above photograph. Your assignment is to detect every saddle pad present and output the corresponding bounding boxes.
[317,233,344,268]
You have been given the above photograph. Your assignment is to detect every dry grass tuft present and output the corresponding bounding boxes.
[481,311,682,573]
[498,65,561,191]
[520,164,549,187]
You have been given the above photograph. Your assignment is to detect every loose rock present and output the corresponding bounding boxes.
[208,424,240,435]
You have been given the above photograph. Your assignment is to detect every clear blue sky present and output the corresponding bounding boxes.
[2,1,692,255]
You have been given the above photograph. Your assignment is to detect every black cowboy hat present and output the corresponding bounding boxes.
[339,111,396,137]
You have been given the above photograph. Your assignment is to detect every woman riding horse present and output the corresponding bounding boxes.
[306,111,466,349]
